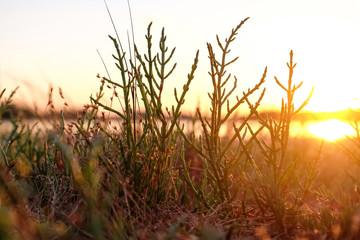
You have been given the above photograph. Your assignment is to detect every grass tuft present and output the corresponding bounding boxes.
[1,11,360,239]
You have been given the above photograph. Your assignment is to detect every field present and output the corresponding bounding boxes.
[1,17,360,240]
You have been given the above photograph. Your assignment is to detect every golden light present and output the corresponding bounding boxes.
[302,83,360,113]
[307,119,356,141]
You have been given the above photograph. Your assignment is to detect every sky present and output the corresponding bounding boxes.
[1,0,360,114]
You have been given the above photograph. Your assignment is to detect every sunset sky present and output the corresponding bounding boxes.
[1,0,360,113]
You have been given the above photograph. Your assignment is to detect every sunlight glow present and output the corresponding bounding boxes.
[305,90,360,112]
[307,119,356,141]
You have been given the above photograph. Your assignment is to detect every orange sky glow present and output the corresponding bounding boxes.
[1,0,360,115]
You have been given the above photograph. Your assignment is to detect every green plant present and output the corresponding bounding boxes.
[4,6,360,237]
[247,50,315,227]
[88,16,200,205]
[178,17,267,205]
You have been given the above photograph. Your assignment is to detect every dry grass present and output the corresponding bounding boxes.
[1,17,360,240]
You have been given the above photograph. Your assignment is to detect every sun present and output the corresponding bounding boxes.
[307,119,356,141]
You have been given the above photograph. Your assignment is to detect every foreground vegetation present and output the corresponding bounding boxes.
[2,18,360,239]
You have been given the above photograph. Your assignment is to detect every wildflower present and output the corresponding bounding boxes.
[8,160,15,169]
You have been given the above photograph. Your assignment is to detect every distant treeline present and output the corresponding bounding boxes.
[294,109,360,122]
[2,104,78,120]
[4,103,360,122]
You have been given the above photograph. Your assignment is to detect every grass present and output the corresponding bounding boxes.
[1,14,360,239]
